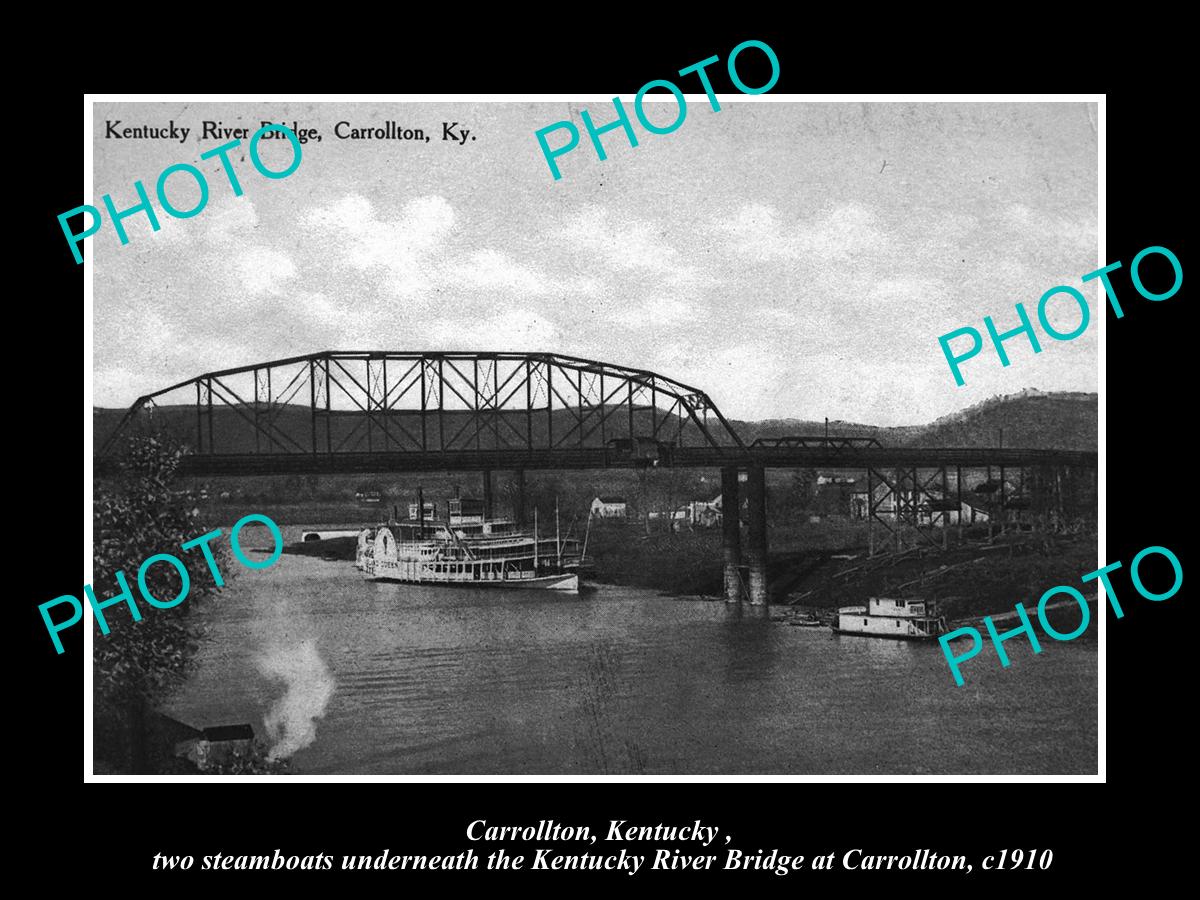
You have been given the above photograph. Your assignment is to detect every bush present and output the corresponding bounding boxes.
[93,436,230,773]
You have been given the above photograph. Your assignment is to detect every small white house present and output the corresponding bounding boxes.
[817,474,857,486]
[687,494,723,527]
[591,496,628,518]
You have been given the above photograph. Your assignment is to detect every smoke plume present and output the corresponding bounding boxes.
[257,638,336,760]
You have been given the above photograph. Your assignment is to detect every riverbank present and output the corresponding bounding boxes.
[775,532,1099,633]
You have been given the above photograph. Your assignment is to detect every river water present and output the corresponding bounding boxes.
[166,548,1097,775]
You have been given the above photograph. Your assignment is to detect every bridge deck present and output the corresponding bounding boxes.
[94,446,1097,477]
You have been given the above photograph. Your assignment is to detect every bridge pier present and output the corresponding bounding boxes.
[721,467,742,603]
[745,465,769,606]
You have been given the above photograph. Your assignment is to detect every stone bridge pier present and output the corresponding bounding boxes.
[721,465,769,606]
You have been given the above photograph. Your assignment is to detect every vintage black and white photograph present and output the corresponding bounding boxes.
[88,98,1099,775]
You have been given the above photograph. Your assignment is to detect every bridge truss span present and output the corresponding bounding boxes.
[97,351,747,472]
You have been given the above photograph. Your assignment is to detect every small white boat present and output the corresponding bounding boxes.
[788,613,824,627]
[833,597,947,640]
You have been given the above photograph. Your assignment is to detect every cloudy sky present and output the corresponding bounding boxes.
[92,100,1097,425]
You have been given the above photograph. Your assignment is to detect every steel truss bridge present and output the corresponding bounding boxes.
[96,351,1097,603]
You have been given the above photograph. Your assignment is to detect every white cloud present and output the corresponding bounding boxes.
[204,197,259,243]
[613,296,693,327]
[867,276,946,308]
[234,247,297,296]
[303,194,456,296]
[651,342,790,419]
[572,276,602,296]
[299,195,581,303]
[96,192,254,250]
[459,249,550,294]
[717,202,888,262]
[1003,203,1097,257]
[558,208,698,285]
[427,309,559,350]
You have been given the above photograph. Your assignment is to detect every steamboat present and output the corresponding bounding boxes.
[355,497,587,592]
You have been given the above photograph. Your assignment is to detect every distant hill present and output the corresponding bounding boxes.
[900,389,1096,450]
[94,388,1097,455]
[728,418,915,446]
[729,391,1095,451]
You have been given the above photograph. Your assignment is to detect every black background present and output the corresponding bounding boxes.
[17,26,1188,889]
